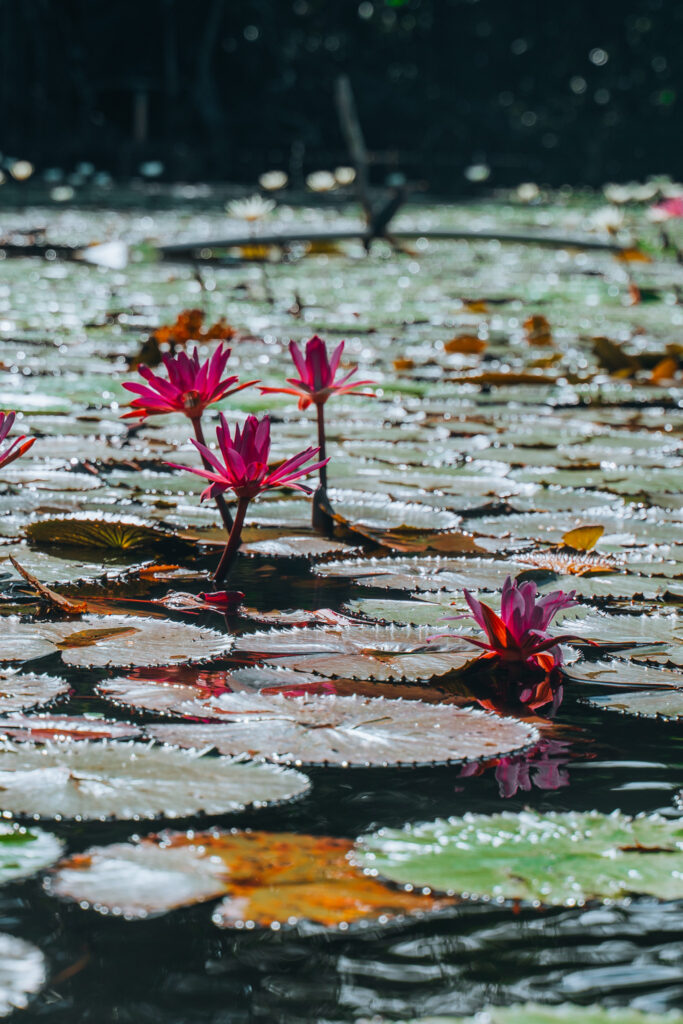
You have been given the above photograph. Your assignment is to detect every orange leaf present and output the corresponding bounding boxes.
[523,314,552,346]
[393,357,415,370]
[616,247,652,263]
[651,356,678,383]
[55,626,140,650]
[443,334,487,355]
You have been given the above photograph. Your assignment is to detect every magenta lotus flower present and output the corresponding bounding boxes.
[122,344,257,421]
[170,413,328,501]
[435,576,579,671]
[650,197,683,222]
[0,412,35,469]
[169,414,329,585]
[259,335,374,410]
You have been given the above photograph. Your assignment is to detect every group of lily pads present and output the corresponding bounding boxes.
[0,193,680,1021]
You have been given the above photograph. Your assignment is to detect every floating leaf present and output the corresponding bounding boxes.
[0,741,309,820]
[0,714,142,743]
[25,512,191,552]
[0,822,64,885]
[315,556,525,593]
[356,810,683,904]
[0,934,47,1018]
[564,659,683,689]
[0,615,232,668]
[0,671,69,715]
[443,334,487,355]
[584,690,683,720]
[48,829,455,927]
[561,525,605,551]
[360,1005,683,1024]
[234,625,475,681]
[146,694,539,767]
[344,524,485,556]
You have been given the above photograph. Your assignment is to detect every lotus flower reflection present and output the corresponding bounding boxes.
[0,412,35,469]
[170,414,328,583]
[435,576,579,672]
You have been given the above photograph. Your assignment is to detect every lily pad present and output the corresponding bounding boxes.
[314,556,526,593]
[145,694,539,767]
[0,822,64,884]
[47,828,456,927]
[25,512,191,551]
[239,535,355,559]
[355,810,683,904]
[0,714,143,742]
[0,740,309,820]
[234,625,475,682]
[564,659,683,689]
[0,615,232,668]
[0,671,69,714]
[583,690,683,720]
[0,934,47,1018]
[356,1006,683,1024]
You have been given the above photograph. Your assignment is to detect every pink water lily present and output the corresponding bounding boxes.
[434,575,580,671]
[650,197,683,222]
[170,413,327,502]
[122,343,257,421]
[259,335,374,410]
[0,412,35,469]
[169,414,328,585]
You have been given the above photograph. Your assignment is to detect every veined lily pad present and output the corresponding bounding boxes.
[25,512,191,551]
[314,556,526,593]
[356,1005,683,1024]
[47,829,456,927]
[0,671,69,714]
[584,690,683,720]
[355,810,683,904]
[0,615,232,668]
[0,934,47,1018]
[234,625,475,682]
[239,535,355,559]
[145,694,539,767]
[0,714,142,742]
[564,659,683,689]
[0,822,63,884]
[345,596,469,627]
[0,740,309,820]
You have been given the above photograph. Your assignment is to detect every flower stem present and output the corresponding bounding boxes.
[312,401,334,536]
[192,417,234,532]
[213,496,250,586]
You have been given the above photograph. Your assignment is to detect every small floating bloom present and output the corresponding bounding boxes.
[648,197,683,222]
[122,344,257,421]
[260,335,374,410]
[0,412,35,469]
[226,195,275,221]
[434,575,579,672]
[169,413,328,501]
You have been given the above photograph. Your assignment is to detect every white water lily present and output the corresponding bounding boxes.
[516,182,540,202]
[258,170,288,191]
[602,183,632,205]
[306,170,337,192]
[226,194,276,221]
[334,165,356,186]
[589,205,625,233]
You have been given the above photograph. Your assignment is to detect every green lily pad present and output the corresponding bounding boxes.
[0,822,63,884]
[0,934,47,1018]
[356,1005,683,1024]
[355,810,683,904]
[584,690,683,720]
[25,512,191,551]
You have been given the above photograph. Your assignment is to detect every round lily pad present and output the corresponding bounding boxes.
[0,822,63,884]
[234,625,475,682]
[0,740,309,820]
[145,693,539,768]
[564,659,683,689]
[356,1005,683,1024]
[24,512,190,551]
[0,671,69,715]
[314,556,525,593]
[47,829,455,927]
[583,690,683,721]
[0,615,232,668]
[0,934,47,1018]
[0,714,142,742]
[355,810,683,904]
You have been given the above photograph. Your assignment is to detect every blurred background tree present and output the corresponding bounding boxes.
[0,0,679,189]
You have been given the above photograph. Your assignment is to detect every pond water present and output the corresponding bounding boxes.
[0,195,681,1023]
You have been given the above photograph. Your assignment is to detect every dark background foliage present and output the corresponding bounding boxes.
[2,0,681,189]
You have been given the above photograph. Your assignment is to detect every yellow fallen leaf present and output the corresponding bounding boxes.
[562,525,605,551]
[393,358,415,370]
[651,356,678,383]
[616,247,652,263]
[55,626,139,650]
